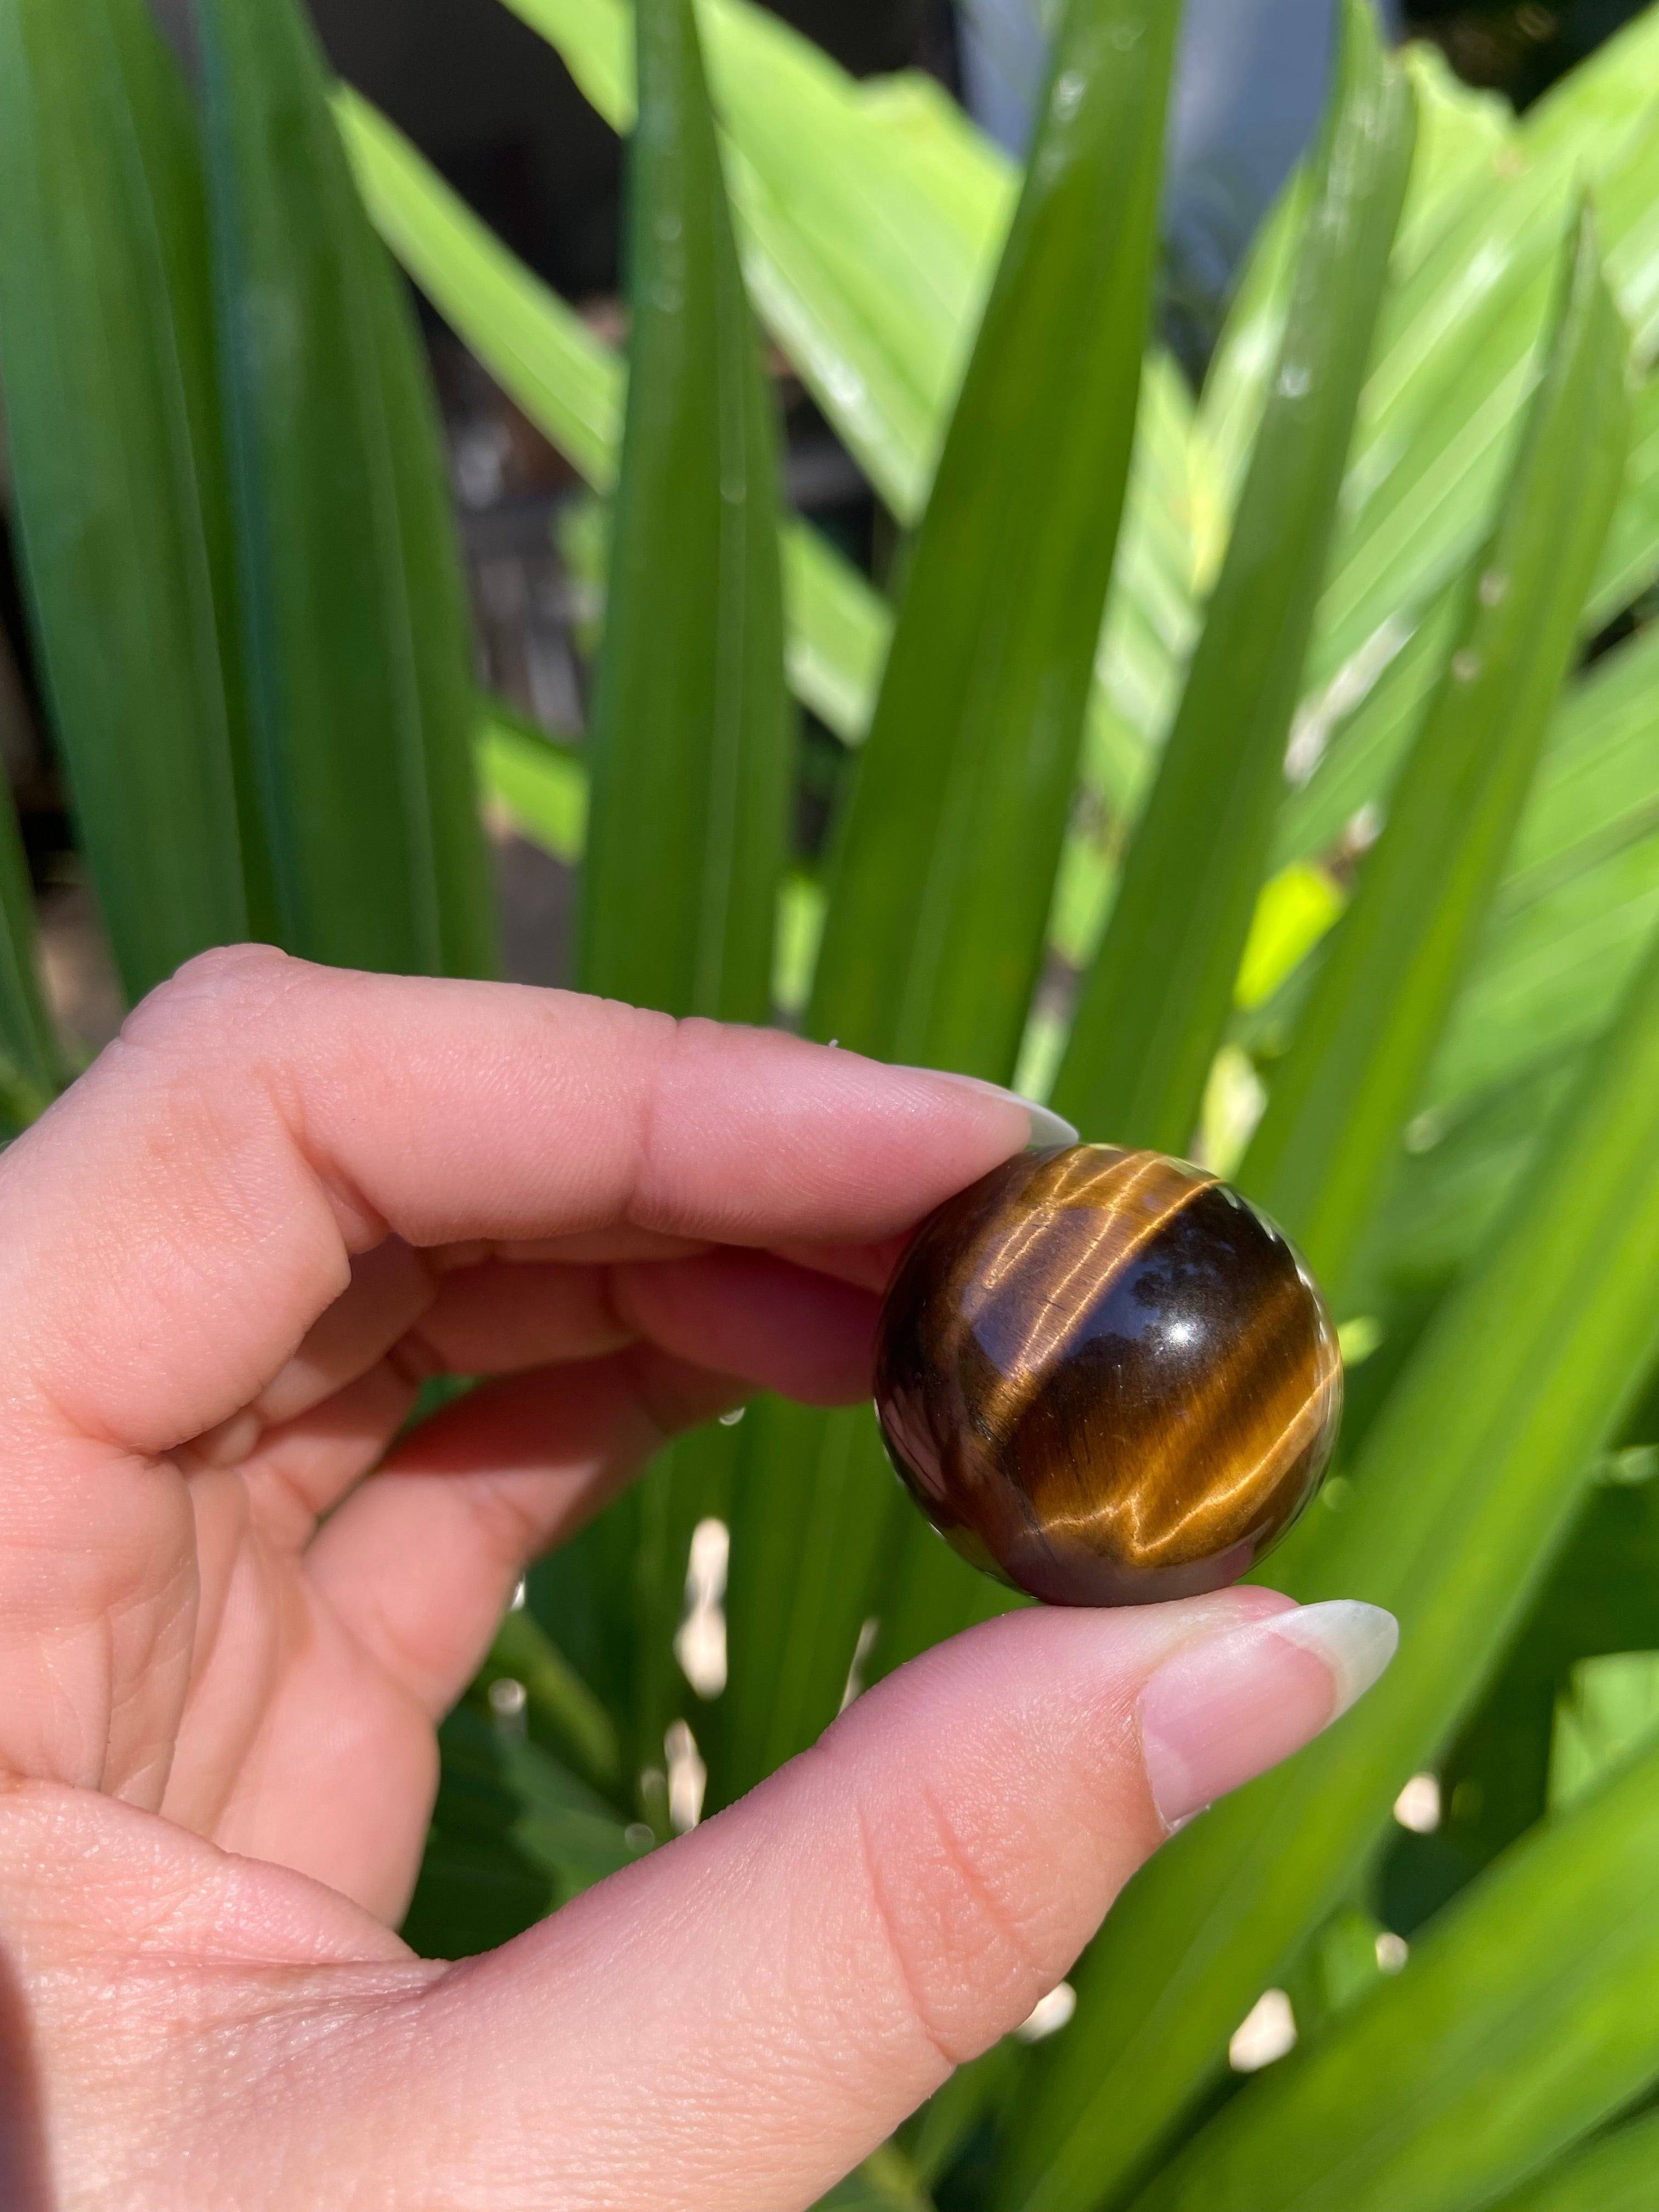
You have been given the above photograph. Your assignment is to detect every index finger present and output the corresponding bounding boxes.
[1,948,1041,1452]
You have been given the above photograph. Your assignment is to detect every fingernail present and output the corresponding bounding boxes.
[1139,1601,1398,1831]
[900,1067,1079,1152]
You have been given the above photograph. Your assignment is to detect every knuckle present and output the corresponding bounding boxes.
[119,945,300,1060]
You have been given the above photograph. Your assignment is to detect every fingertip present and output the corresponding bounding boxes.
[1138,1596,1398,1830]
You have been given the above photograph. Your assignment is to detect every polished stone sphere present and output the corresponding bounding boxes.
[874,1144,1342,1607]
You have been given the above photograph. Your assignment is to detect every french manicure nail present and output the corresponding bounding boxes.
[1138,1601,1398,1831]
[900,1067,1080,1152]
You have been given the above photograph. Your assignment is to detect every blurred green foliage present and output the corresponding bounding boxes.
[4,0,1659,2207]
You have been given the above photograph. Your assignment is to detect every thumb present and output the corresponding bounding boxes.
[351,1587,1395,2210]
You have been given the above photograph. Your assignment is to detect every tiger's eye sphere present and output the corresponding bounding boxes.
[874,1145,1342,1607]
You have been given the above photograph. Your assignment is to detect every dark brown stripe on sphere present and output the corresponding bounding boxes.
[874,1145,1342,1607]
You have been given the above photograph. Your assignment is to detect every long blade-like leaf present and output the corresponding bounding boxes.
[1310,7,1659,709]
[503,0,1209,828]
[581,0,788,1021]
[335,84,887,751]
[1212,28,1659,885]
[1487,2107,1659,2212]
[507,0,1013,518]
[0,0,249,1001]
[1353,595,1659,1305]
[1003,915,1659,2212]
[719,0,1182,1808]
[1132,1736,1659,2212]
[197,0,496,975]
[367,230,501,981]
[1277,368,1659,884]
[810,0,1178,1080]
[1437,1468,1659,1878]
[1238,206,1629,1299]
[336,86,623,490]
[1051,1,1414,1154]
[715,1396,898,1803]
[560,0,789,1807]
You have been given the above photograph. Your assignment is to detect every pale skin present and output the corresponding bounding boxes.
[0,948,1368,2209]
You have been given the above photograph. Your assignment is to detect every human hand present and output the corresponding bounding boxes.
[0,949,1394,2209]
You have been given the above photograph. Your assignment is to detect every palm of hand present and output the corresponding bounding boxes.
[30,1218,759,1923]
[148,1373,471,1924]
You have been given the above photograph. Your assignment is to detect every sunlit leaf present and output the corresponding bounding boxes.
[1052,1,1414,1155]
[1487,2105,1659,2212]
[811,0,1177,1081]
[503,0,1210,819]
[336,84,888,749]
[1132,1731,1659,2212]
[1238,206,1629,1298]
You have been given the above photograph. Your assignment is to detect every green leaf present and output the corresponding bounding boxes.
[1052,2,1414,1154]
[814,2142,938,2212]
[505,0,1210,826]
[558,0,789,1810]
[1272,585,1453,871]
[1504,614,1659,914]
[1237,207,1629,1297]
[402,1702,644,1960]
[1310,5,1659,706]
[781,522,890,748]
[1005,910,1659,2210]
[0,781,60,1109]
[908,2036,1032,2193]
[1281,1903,1395,2042]
[1266,18,1659,867]
[695,0,1013,528]
[715,1396,895,1804]
[1430,831,1659,1132]
[1359,1055,1576,1305]
[810,0,1178,1081]
[1235,864,1346,1014]
[507,0,1013,521]
[336,86,623,492]
[1594,367,1659,621]
[367,233,501,982]
[1408,1458,1659,1920]
[476,705,588,866]
[336,84,888,750]
[1277,373,1659,887]
[0,0,251,1002]
[1550,1650,1659,1815]
[1487,2107,1659,2212]
[478,1604,623,1795]
[1411,613,1659,1143]
[198,0,496,976]
[1335,597,1659,1307]
[1132,1735,1659,2212]
[1193,165,1310,535]
[581,0,789,1023]
[1392,43,1515,274]
[1196,45,1510,533]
